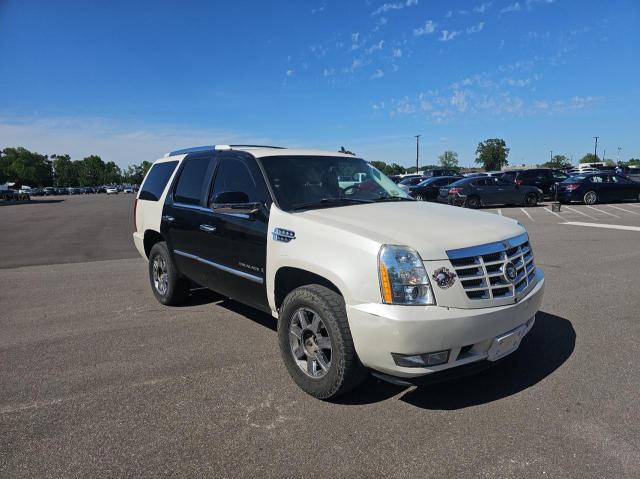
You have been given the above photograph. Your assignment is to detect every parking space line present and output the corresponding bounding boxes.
[586,206,620,218]
[497,209,502,216]
[562,222,640,232]
[564,206,596,219]
[607,205,640,216]
[543,207,564,220]
[520,208,534,221]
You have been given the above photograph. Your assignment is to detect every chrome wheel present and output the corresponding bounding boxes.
[289,308,332,379]
[584,191,597,205]
[415,194,423,201]
[152,256,169,295]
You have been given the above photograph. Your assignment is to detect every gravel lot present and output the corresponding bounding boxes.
[1,195,639,478]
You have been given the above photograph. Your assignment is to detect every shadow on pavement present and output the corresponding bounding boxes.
[338,311,575,409]
[0,199,65,206]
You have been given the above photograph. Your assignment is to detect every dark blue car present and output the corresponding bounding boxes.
[557,173,640,205]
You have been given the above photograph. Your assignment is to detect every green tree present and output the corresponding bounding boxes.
[79,155,105,186]
[123,160,153,184]
[1,147,53,186]
[475,139,509,171]
[579,153,600,164]
[102,161,122,184]
[627,158,640,166]
[438,150,459,169]
[51,154,80,186]
[542,154,571,169]
[370,161,388,173]
[387,163,406,175]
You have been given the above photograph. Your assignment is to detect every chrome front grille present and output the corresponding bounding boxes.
[447,233,536,301]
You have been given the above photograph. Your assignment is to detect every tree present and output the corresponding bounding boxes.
[102,161,122,185]
[370,161,388,173]
[438,150,459,169]
[51,154,76,186]
[579,153,600,164]
[475,138,509,171]
[123,160,152,184]
[79,155,105,186]
[542,154,571,169]
[1,147,53,186]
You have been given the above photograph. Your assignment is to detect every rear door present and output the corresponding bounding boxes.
[609,175,636,200]
[161,154,217,286]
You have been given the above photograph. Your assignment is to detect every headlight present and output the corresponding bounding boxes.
[378,245,436,305]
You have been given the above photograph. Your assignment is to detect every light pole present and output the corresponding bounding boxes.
[617,147,621,164]
[593,136,599,160]
[414,135,421,173]
[550,150,553,164]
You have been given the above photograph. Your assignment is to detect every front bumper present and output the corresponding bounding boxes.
[346,269,544,378]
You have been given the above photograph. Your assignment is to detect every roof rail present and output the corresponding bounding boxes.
[229,144,286,149]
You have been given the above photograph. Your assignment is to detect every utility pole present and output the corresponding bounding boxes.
[617,147,621,164]
[550,150,553,163]
[593,136,599,160]
[415,135,421,174]
[602,149,606,162]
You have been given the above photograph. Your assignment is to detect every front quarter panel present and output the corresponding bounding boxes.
[266,204,382,316]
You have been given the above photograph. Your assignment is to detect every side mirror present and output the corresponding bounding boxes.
[211,191,262,217]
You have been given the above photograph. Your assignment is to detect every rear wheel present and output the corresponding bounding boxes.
[524,192,538,207]
[415,194,423,201]
[466,195,481,209]
[148,242,189,305]
[278,285,367,399]
[583,191,598,205]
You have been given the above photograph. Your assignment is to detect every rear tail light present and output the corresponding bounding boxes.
[449,188,461,195]
[564,184,579,192]
[133,198,138,232]
[515,179,523,185]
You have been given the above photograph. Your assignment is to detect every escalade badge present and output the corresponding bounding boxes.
[432,267,456,289]
[503,261,518,283]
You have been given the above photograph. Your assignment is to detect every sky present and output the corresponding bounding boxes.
[1,0,638,169]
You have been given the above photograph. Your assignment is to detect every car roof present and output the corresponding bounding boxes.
[161,145,359,160]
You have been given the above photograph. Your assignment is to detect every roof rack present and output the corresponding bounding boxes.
[229,144,285,149]
[164,144,285,157]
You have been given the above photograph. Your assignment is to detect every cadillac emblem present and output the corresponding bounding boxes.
[432,267,457,289]
[503,261,518,283]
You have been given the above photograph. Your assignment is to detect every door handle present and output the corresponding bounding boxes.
[161,215,175,222]
[199,224,216,233]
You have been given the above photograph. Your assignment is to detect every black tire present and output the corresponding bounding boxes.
[524,192,538,207]
[278,285,368,399]
[583,190,598,205]
[466,195,481,209]
[148,242,189,306]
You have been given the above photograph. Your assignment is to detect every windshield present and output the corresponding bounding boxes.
[259,155,411,211]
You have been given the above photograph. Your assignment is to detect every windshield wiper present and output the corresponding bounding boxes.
[291,197,374,210]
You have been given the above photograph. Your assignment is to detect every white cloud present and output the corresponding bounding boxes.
[414,20,436,36]
[473,2,493,13]
[500,2,521,13]
[445,10,453,18]
[286,69,294,77]
[450,91,468,112]
[311,2,326,14]
[323,68,336,77]
[466,22,485,34]
[365,40,385,54]
[371,69,385,79]
[372,0,419,16]
[439,30,460,42]
[392,47,402,57]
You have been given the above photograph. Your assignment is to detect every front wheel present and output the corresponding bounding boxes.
[148,242,189,305]
[524,192,538,207]
[466,195,481,209]
[278,285,368,399]
[583,191,598,205]
[415,194,423,201]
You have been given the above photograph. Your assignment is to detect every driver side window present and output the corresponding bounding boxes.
[209,157,268,206]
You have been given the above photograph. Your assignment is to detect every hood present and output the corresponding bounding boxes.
[297,201,525,260]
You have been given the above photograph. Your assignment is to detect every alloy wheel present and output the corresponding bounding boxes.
[415,194,423,201]
[584,191,597,205]
[289,308,332,379]
[152,256,169,295]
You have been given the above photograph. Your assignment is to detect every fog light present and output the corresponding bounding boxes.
[391,350,450,368]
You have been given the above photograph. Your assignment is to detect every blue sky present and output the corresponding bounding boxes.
[1,0,638,168]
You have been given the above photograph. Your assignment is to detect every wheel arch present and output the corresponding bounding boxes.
[143,229,165,258]
[273,266,344,312]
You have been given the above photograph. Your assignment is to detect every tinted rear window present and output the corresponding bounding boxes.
[174,157,211,205]
[139,161,178,201]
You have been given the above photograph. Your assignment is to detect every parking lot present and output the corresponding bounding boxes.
[1,195,639,478]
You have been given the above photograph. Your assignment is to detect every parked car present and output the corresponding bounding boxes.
[106,186,118,194]
[501,169,568,197]
[96,186,107,193]
[557,173,640,204]
[56,187,69,195]
[439,176,543,208]
[409,176,462,201]
[44,187,56,196]
[133,144,544,399]
[397,175,427,194]
[421,169,460,178]
[28,187,44,196]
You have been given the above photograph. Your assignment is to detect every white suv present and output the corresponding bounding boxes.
[133,145,545,399]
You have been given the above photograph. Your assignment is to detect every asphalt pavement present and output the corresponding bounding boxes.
[1,195,639,478]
